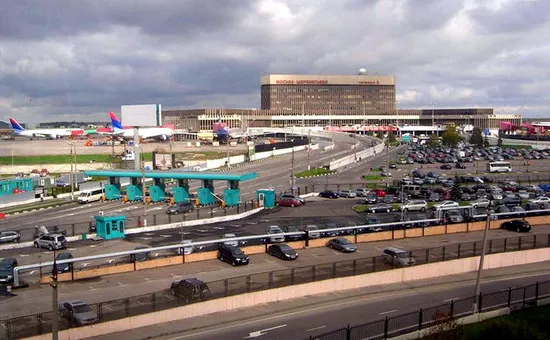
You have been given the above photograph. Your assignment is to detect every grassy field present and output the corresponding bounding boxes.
[362,175,383,181]
[295,167,335,178]
[0,151,232,165]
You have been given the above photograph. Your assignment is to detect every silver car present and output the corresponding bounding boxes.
[177,240,194,255]
[266,225,285,243]
[0,231,20,244]
[33,234,67,251]
[303,225,321,239]
[383,247,416,267]
[59,300,99,326]
[400,200,428,212]
[222,233,239,247]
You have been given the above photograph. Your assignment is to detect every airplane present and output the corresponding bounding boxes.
[109,112,174,141]
[8,118,85,139]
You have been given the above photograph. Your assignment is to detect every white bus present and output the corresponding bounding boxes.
[487,161,512,173]
[77,188,104,204]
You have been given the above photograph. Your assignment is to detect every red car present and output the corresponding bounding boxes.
[374,188,386,197]
[277,197,303,207]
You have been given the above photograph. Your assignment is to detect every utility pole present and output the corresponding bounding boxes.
[472,201,492,313]
[307,129,311,170]
[141,152,147,227]
[169,137,173,169]
[51,250,59,340]
[69,142,75,201]
[329,105,334,144]
[290,139,295,194]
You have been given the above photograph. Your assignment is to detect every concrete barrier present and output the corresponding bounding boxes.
[27,247,550,340]
[242,244,266,255]
[73,263,135,280]
[185,251,218,263]
[135,256,183,271]
[447,223,468,234]
[423,226,445,236]
[404,228,423,238]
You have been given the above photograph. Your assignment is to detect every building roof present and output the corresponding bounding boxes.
[260,74,395,86]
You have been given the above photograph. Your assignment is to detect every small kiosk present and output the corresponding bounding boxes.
[94,215,126,240]
[256,189,276,208]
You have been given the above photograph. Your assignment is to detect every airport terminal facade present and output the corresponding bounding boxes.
[162,74,522,132]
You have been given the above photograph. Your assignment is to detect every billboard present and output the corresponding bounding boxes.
[152,152,174,169]
[121,104,162,127]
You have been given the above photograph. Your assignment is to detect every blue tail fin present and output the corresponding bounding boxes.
[9,118,25,132]
[109,112,124,130]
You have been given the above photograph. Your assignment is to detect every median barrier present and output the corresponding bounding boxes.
[468,221,485,231]
[242,244,266,256]
[286,240,305,249]
[39,272,72,284]
[73,263,135,280]
[28,247,550,340]
[423,225,445,236]
[393,229,405,239]
[447,223,468,234]
[184,251,218,263]
[307,238,329,248]
[404,228,423,238]
[135,256,183,271]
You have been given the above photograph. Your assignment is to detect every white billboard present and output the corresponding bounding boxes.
[121,104,162,127]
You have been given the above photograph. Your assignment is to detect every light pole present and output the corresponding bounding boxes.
[68,142,76,201]
[472,200,492,313]
[307,130,311,170]
[290,139,295,194]
[51,250,59,340]
[135,145,147,227]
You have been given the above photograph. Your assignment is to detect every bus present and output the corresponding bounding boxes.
[77,188,104,204]
[487,161,512,173]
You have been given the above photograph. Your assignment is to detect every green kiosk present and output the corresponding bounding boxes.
[94,215,126,240]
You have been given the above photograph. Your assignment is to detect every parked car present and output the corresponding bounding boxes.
[221,233,239,247]
[177,240,194,255]
[529,196,550,205]
[0,258,18,283]
[368,203,392,213]
[59,300,99,326]
[319,190,339,199]
[433,200,460,210]
[501,220,531,233]
[338,190,356,198]
[166,201,194,215]
[0,231,20,244]
[440,164,451,170]
[355,188,369,197]
[471,198,490,209]
[383,247,416,267]
[277,197,303,207]
[268,243,298,260]
[170,278,211,302]
[303,225,321,238]
[55,252,74,273]
[444,210,464,223]
[33,234,67,251]
[400,200,428,212]
[266,225,285,243]
[130,246,151,262]
[282,226,302,240]
[364,193,378,204]
[280,193,306,205]
[327,238,357,253]
[218,244,250,266]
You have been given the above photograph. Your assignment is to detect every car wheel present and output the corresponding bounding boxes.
[404,208,408,212]
[291,204,295,207]
[232,260,236,266]
[516,227,520,232]
[48,245,53,251]
[171,287,176,296]
[387,209,390,213]
[420,207,426,212]
[14,239,18,243]
[34,242,38,248]
[220,255,224,262]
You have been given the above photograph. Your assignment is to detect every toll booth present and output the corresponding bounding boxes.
[94,215,126,240]
[256,189,275,208]
[126,177,143,201]
[224,180,240,207]
[104,177,122,200]
[149,178,166,202]
[198,179,215,205]
[172,179,190,203]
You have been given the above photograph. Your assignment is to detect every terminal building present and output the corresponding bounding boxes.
[162,73,522,133]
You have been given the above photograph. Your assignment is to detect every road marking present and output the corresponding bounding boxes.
[443,297,459,302]
[243,324,287,338]
[108,259,114,264]
[29,270,36,275]
[68,248,76,251]
[20,254,29,257]
[161,234,171,238]
[89,245,97,248]
[82,263,88,267]
[379,309,396,315]
[306,325,326,332]
[141,237,152,240]
[118,282,127,287]
[89,285,99,291]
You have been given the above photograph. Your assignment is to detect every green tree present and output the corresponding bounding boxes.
[441,124,461,147]
[429,134,440,147]
[470,127,483,146]
[376,131,384,139]
[483,135,490,147]
[388,131,397,143]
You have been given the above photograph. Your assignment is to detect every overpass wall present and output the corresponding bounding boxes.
[26,247,550,340]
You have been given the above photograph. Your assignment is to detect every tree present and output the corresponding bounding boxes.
[429,134,440,147]
[441,124,461,147]
[388,131,397,143]
[376,131,384,139]
[483,135,490,147]
[470,127,483,146]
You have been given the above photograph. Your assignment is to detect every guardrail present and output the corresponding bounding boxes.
[12,207,550,286]
[3,232,550,339]
[306,280,550,340]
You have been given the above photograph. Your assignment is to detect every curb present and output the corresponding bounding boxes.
[3,202,73,216]
[296,172,336,179]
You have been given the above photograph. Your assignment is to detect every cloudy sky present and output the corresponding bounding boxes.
[1,0,549,125]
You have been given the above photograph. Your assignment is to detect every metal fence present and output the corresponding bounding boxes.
[13,199,258,243]
[309,280,550,340]
[2,232,550,339]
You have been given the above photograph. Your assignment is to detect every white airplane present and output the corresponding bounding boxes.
[9,118,83,139]
[109,112,174,141]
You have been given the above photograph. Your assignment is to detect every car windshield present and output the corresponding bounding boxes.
[230,248,244,255]
[0,265,12,272]
[73,304,92,313]
[397,252,409,258]
[270,228,282,233]
[338,239,351,245]
[169,204,179,209]
[279,245,292,251]
[285,226,298,232]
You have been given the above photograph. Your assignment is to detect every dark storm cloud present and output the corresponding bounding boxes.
[468,1,550,34]
[0,0,254,40]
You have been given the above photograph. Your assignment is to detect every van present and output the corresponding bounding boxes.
[383,247,415,267]
[77,188,104,204]
[402,185,422,197]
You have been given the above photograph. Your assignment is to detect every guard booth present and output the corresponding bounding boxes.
[94,215,126,240]
[256,189,275,208]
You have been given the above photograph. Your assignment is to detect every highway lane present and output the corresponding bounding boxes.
[84,261,550,340]
[0,133,370,235]
[1,222,549,320]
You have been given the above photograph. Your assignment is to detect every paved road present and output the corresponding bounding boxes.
[1,222,548,320]
[0,133,373,236]
[89,261,550,340]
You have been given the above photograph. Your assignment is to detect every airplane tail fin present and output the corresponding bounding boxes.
[9,118,25,132]
[109,112,124,131]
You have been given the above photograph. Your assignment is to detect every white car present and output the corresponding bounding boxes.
[433,200,460,210]
[516,190,530,199]
[400,200,428,212]
[529,196,550,204]
[471,198,490,209]
[266,226,285,243]
[222,233,238,247]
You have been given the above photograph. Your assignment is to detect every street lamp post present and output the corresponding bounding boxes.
[51,250,59,340]
[68,142,76,201]
[472,200,492,313]
[290,139,295,194]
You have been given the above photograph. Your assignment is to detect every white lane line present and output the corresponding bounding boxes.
[443,297,459,302]
[243,324,287,339]
[29,270,36,275]
[82,263,88,267]
[89,245,97,248]
[379,309,396,315]
[306,325,326,332]
[20,254,29,257]
[108,259,114,264]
